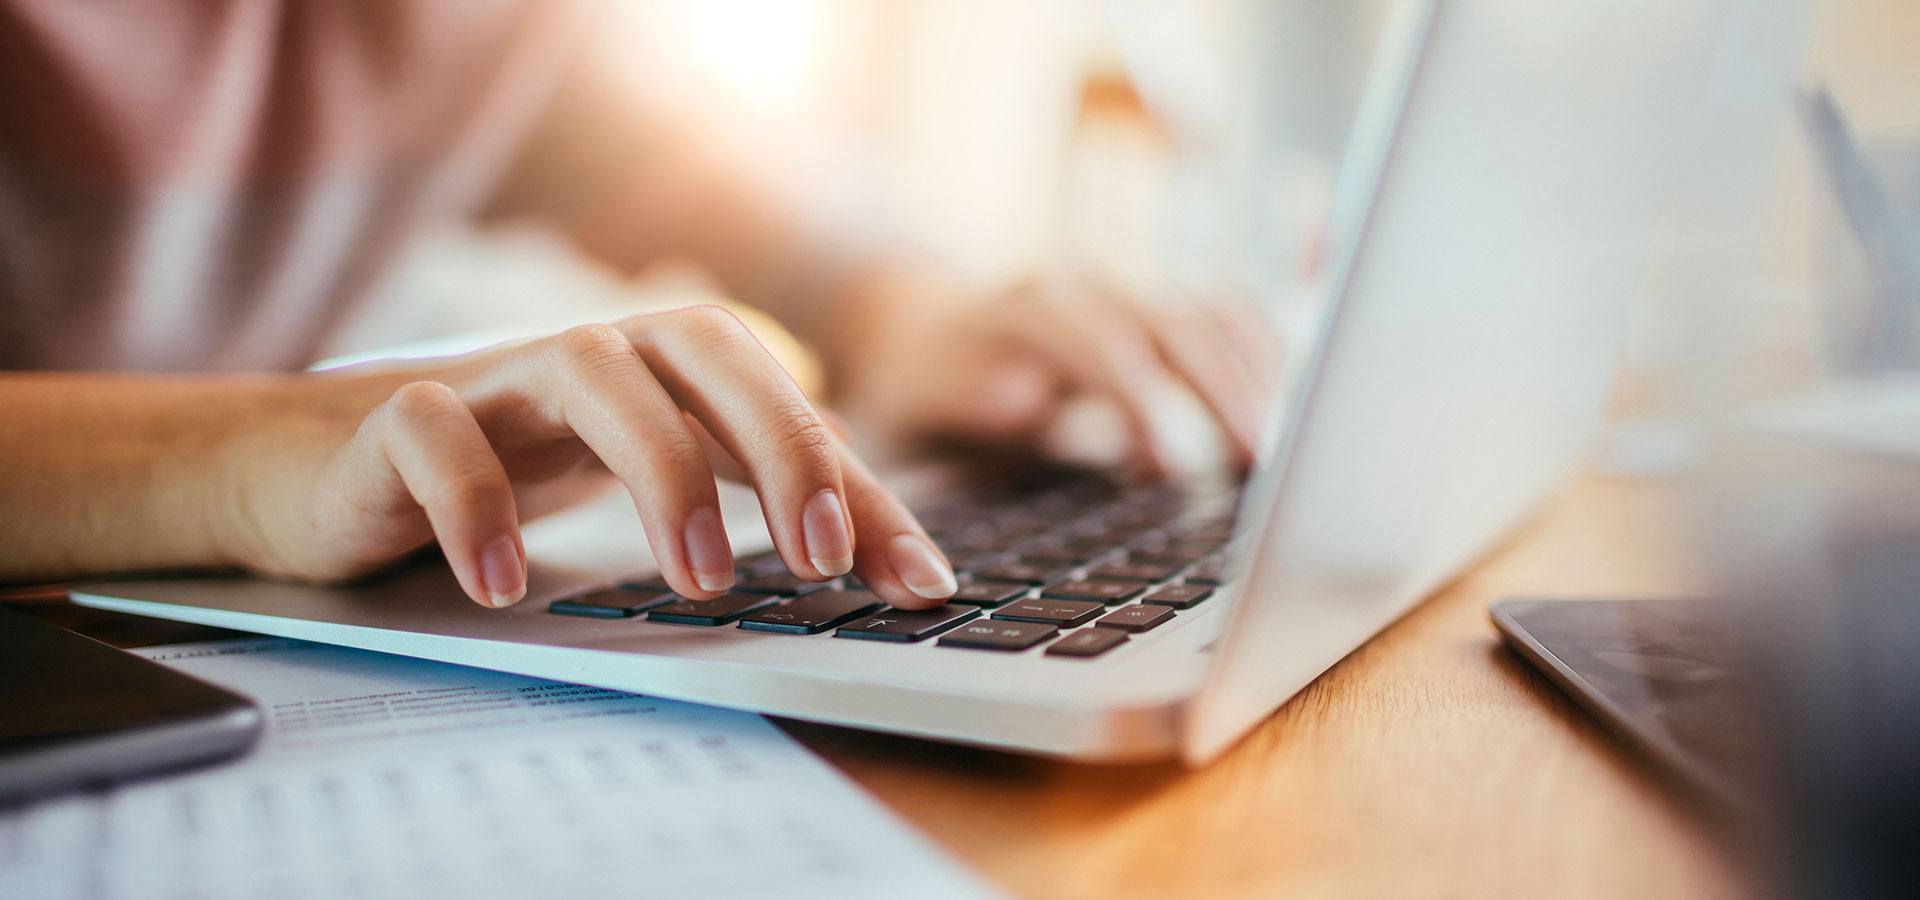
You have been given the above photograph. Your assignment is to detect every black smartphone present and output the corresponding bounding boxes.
[0,605,263,806]
[1491,598,1767,812]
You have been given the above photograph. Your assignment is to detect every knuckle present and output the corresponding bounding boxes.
[446,467,511,509]
[553,323,635,373]
[766,397,835,467]
[662,303,749,349]
[383,381,464,424]
[650,429,711,475]
[412,454,510,509]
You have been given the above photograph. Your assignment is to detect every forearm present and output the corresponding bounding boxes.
[0,372,379,583]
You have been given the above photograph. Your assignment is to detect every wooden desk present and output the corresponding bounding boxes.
[9,472,1745,899]
[788,472,1746,899]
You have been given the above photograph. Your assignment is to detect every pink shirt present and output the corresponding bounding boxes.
[0,0,593,371]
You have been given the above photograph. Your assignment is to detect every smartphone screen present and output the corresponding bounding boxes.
[1491,598,1768,812]
[0,605,262,805]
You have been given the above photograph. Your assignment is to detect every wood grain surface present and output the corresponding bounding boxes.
[785,473,1750,899]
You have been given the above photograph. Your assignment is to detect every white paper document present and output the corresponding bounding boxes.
[0,639,996,900]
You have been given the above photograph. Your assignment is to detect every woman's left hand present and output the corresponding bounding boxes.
[828,272,1284,474]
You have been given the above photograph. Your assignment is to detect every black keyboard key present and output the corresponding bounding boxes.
[1095,604,1175,633]
[835,605,980,642]
[1059,538,1127,560]
[548,588,673,619]
[938,620,1058,651]
[933,526,1001,552]
[1018,548,1090,567]
[735,551,790,577]
[736,572,832,596]
[1046,628,1129,658]
[738,590,883,634]
[618,576,674,594]
[974,561,1073,586]
[1142,584,1213,609]
[945,583,1027,608]
[1024,490,1081,517]
[946,550,1015,573]
[1106,508,1171,530]
[1059,517,1110,540]
[992,598,1104,628]
[1124,529,1173,550]
[1130,539,1221,565]
[646,593,778,626]
[1041,579,1144,605]
[988,509,1044,532]
[1086,561,1182,582]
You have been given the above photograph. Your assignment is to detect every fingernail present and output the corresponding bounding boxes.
[683,507,735,593]
[802,489,854,577]
[887,534,957,599]
[480,535,525,608]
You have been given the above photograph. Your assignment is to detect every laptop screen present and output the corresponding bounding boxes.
[1181,0,1805,762]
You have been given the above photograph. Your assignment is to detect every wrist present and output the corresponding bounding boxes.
[198,375,359,575]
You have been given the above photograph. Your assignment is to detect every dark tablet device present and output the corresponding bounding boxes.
[1491,598,1767,812]
[0,606,262,806]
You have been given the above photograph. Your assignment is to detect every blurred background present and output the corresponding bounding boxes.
[322,0,1394,368]
[328,0,1920,443]
[1612,0,1920,431]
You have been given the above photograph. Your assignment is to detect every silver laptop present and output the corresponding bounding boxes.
[74,1,1761,763]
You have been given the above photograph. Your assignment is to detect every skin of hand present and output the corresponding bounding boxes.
[823,270,1285,474]
[208,305,958,611]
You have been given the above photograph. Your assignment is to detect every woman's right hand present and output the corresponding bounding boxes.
[215,305,958,611]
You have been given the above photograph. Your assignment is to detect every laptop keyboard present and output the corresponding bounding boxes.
[548,475,1243,660]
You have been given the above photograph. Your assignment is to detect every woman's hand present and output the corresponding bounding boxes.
[829,272,1284,473]
[216,305,957,611]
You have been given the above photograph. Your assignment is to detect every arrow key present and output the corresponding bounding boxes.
[834,605,980,643]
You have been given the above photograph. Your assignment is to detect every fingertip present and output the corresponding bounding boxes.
[887,534,958,602]
[802,489,855,579]
[681,507,736,599]
[830,440,954,607]
[478,534,526,609]
[845,564,922,610]
[812,555,855,579]
[670,577,731,602]
[879,580,946,610]
[890,592,945,611]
